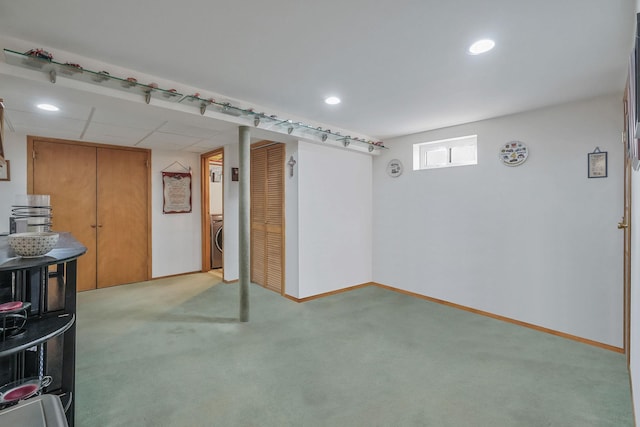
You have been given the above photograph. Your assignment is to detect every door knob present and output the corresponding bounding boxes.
[618,221,629,229]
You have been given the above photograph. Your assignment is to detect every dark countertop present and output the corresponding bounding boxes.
[0,232,87,271]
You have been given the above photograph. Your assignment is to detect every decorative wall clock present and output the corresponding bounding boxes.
[499,141,528,166]
[386,159,403,177]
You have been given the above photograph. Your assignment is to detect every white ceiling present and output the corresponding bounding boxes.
[0,0,636,152]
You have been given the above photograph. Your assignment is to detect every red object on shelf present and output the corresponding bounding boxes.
[0,301,22,312]
[64,62,82,70]
[3,384,38,401]
[24,49,53,61]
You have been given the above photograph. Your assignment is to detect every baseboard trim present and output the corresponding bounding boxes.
[285,283,374,303]
[279,280,622,353]
[372,282,624,354]
[151,271,202,281]
[223,279,238,284]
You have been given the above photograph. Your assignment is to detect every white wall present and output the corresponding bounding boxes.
[223,143,239,281]
[151,150,202,277]
[297,141,373,298]
[373,94,624,347]
[285,141,300,297]
[0,131,28,232]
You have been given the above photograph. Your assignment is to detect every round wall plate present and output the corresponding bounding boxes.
[500,141,528,166]
[386,159,403,177]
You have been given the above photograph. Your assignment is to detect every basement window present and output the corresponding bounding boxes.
[413,135,478,170]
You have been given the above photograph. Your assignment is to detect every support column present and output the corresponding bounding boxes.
[239,126,250,322]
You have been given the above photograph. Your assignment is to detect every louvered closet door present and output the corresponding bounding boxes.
[250,143,285,293]
[251,148,267,286]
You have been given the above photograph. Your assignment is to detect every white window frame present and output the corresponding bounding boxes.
[412,135,478,170]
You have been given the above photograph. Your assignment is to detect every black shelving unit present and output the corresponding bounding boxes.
[0,233,86,427]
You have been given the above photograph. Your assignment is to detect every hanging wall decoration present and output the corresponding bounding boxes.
[499,141,528,166]
[588,147,608,178]
[162,161,192,214]
[0,160,9,181]
[386,159,403,177]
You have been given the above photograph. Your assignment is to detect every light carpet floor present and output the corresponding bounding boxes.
[75,273,633,426]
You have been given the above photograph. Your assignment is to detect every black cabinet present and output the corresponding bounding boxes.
[0,233,86,427]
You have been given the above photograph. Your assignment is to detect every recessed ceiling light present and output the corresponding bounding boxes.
[325,96,341,105]
[37,103,59,111]
[468,39,495,55]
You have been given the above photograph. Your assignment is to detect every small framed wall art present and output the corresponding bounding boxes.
[386,159,403,177]
[0,160,9,181]
[499,141,528,166]
[588,147,607,178]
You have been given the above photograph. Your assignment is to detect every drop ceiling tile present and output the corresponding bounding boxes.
[136,131,202,149]
[7,109,86,134]
[137,141,194,151]
[187,138,228,149]
[181,140,223,153]
[91,107,166,131]
[82,122,152,145]
[181,145,212,153]
[1,76,95,121]
[158,121,224,139]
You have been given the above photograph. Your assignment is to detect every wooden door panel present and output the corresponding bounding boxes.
[250,143,284,294]
[265,145,284,293]
[252,228,266,285]
[265,232,282,292]
[251,149,267,224]
[251,147,267,286]
[32,140,97,291]
[266,148,283,226]
[96,148,149,288]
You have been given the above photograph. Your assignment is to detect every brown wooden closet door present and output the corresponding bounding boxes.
[250,143,284,293]
[265,146,284,292]
[32,140,98,291]
[96,147,149,288]
[251,148,267,286]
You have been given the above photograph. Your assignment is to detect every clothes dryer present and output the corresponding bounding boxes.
[210,215,223,269]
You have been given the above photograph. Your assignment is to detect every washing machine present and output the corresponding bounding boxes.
[210,214,223,269]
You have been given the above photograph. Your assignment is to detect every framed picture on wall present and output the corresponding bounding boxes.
[588,149,607,178]
[162,171,192,213]
[0,160,9,181]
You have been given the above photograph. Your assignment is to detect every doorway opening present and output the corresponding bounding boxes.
[201,148,224,277]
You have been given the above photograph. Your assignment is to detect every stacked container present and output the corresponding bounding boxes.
[10,195,52,233]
